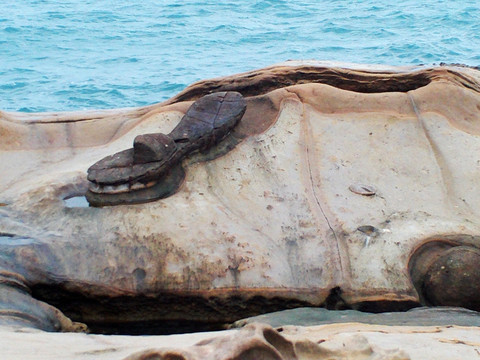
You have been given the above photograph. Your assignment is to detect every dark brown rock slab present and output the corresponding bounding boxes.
[86,91,246,206]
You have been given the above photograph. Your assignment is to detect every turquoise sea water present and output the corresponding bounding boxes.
[1,0,479,112]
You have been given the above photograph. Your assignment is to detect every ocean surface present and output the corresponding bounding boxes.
[1,0,479,112]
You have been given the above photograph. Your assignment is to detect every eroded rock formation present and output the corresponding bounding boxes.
[0,62,480,336]
[123,323,410,360]
[86,91,246,206]
[3,319,480,360]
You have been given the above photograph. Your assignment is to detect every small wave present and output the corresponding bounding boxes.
[3,26,20,33]
[0,82,27,90]
[47,12,67,20]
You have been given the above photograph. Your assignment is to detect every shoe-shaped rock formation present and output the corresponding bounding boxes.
[86,91,246,206]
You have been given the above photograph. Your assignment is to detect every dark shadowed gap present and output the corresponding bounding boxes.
[31,284,420,335]
[169,67,436,103]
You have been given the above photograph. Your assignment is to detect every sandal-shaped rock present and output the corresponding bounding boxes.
[86,91,246,206]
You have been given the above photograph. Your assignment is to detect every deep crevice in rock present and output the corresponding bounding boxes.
[31,284,422,335]
[31,285,311,335]
[352,300,419,313]
[168,67,437,103]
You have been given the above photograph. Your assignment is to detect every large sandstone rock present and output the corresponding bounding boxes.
[0,62,480,335]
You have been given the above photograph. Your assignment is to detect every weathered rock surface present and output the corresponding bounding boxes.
[1,61,480,336]
[2,321,480,360]
[86,91,247,206]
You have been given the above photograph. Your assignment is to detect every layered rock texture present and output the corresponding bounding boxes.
[2,320,480,360]
[1,61,480,357]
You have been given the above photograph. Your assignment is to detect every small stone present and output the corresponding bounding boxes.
[357,225,378,236]
[349,183,377,196]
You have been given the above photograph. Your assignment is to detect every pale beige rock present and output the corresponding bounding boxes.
[2,322,480,360]
[285,323,480,360]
